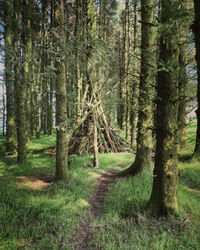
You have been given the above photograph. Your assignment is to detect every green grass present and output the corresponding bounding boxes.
[27,133,56,151]
[89,122,200,250]
[0,134,134,249]
[91,168,200,250]
[0,123,200,249]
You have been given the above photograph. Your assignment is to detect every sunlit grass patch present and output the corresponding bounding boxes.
[27,134,56,151]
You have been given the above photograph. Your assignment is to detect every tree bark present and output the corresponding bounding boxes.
[192,0,200,158]
[4,0,16,154]
[147,0,179,216]
[130,0,139,149]
[93,111,99,168]
[14,0,27,163]
[54,0,68,180]
[119,0,156,176]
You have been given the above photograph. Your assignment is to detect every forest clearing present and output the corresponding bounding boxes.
[0,0,200,249]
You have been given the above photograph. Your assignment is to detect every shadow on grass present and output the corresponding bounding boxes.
[0,176,72,248]
[178,153,193,162]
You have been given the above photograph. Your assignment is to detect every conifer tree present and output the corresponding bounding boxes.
[4,0,16,154]
[147,0,180,215]
[192,0,200,158]
[54,0,68,180]
[119,0,156,176]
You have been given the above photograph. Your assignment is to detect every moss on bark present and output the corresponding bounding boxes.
[54,0,68,181]
[147,0,179,216]
[119,0,156,177]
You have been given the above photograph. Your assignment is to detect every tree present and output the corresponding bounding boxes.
[119,0,156,176]
[54,0,68,180]
[147,0,180,216]
[4,0,16,154]
[177,0,191,149]
[130,0,139,149]
[13,0,27,163]
[192,0,200,158]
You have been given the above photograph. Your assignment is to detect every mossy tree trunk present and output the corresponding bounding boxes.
[130,0,139,149]
[192,0,200,158]
[178,45,188,148]
[24,0,32,140]
[54,0,68,180]
[177,0,190,149]
[14,0,27,163]
[93,111,99,168]
[3,92,6,136]
[4,0,16,154]
[124,0,130,141]
[119,0,156,176]
[147,0,179,216]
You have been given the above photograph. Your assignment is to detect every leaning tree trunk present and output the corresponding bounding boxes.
[147,0,179,216]
[119,0,156,177]
[54,0,68,181]
[192,0,200,158]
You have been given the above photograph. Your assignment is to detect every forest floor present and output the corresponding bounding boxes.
[0,123,200,249]
[72,169,119,249]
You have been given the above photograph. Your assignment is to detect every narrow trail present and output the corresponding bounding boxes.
[72,169,118,249]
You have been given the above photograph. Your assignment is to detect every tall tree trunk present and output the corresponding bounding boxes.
[178,45,188,148]
[125,0,130,141]
[192,0,200,158]
[4,0,16,154]
[24,0,32,140]
[119,0,156,176]
[130,0,139,149]
[14,0,27,163]
[177,0,190,149]
[54,0,68,180]
[147,0,179,216]
[3,91,6,136]
[93,111,99,168]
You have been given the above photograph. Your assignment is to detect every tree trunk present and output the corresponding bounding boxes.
[14,0,27,163]
[130,0,139,149]
[54,0,68,180]
[192,0,200,158]
[93,111,99,168]
[147,0,179,216]
[124,0,130,141]
[178,45,188,148]
[119,0,156,176]
[3,91,6,136]
[4,0,16,154]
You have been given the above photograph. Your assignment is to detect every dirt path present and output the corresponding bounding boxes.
[72,170,118,249]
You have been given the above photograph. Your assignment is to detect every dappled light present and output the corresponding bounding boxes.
[16,175,53,190]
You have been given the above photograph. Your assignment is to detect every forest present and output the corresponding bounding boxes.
[0,0,200,249]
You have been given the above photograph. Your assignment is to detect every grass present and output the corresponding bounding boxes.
[91,169,200,250]
[0,123,200,249]
[0,135,133,249]
[90,122,200,249]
